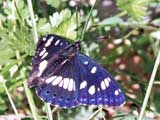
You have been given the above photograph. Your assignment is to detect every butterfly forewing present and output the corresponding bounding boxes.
[32,34,69,66]
[28,34,69,87]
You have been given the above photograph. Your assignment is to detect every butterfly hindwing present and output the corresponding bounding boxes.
[75,53,125,106]
[35,60,79,108]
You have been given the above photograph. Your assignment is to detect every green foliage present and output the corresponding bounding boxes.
[117,0,149,20]
[38,9,80,41]
[0,0,160,119]
[99,17,123,26]
[45,0,67,8]
[50,9,79,40]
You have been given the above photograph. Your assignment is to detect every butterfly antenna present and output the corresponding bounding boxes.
[79,0,97,42]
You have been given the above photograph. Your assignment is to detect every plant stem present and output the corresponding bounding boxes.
[23,81,39,120]
[80,0,97,41]
[45,103,53,120]
[0,77,20,120]
[16,51,39,120]
[27,0,53,119]
[115,11,127,17]
[26,0,39,118]
[154,81,160,85]
[27,0,38,43]
[88,107,102,120]
[138,49,160,120]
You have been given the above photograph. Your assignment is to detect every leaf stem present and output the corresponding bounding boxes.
[45,103,53,120]
[27,1,53,119]
[16,51,39,120]
[115,11,127,17]
[138,49,160,120]
[27,0,38,43]
[23,81,39,120]
[80,0,97,41]
[0,77,20,120]
[88,107,102,120]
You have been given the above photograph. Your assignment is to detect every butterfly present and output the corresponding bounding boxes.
[27,34,125,108]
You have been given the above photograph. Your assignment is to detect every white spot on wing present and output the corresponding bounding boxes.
[39,48,46,56]
[45,36,54,47]
[38,60,48,77]
[88,85,95,95]
[90,66,97,74]
[58,80,63,87]
[84,61,88,65]
[104,78,109,88]
[80,81,87,89]
[63,78,70,89]
[107,77,111,82]
[68,79,74,91]
[101,80,106,90]
[52,76,62,85]
[73,80,75,91]
[55,40,60,46]
[42,37,47,41]
[41,52,48,59]
[97,88,100,91]
[115,90,119,95]
[118,89,121,92]
[60,42,63,46]
[45,76,57,84]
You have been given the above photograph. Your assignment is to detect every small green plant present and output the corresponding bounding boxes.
[0,0,160,120]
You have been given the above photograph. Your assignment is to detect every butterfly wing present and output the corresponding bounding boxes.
[32,34,69,66]
[35,59,79,108]
[28,34,70,87]
[75,53,125,106]
[28,34,125,108]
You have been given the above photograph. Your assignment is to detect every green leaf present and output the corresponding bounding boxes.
[99,17,123,26]
[117,0,149,20]
[49,9,81,41]
[0,96,7,113]
[45,0,67,8]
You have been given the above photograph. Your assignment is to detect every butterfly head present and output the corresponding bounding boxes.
[61,41,81,59]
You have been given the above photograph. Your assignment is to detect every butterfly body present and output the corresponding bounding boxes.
[28,34,125,108]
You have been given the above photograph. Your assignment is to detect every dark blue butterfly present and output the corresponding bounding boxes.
[28,34,125,108]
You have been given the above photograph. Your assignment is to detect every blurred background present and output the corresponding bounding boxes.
[0,0,160,119]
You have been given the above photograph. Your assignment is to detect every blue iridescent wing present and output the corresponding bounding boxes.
[29,34,79,108]
[75,53,125,106]
[28,34,125,108]
[35,59,79,108]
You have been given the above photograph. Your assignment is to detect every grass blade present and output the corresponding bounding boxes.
[27,0,38,43]
[138,49,160,120]
[80,0,97,41]
[23,81,39,120]
[0,76,20,120]
[45,103,53,120]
